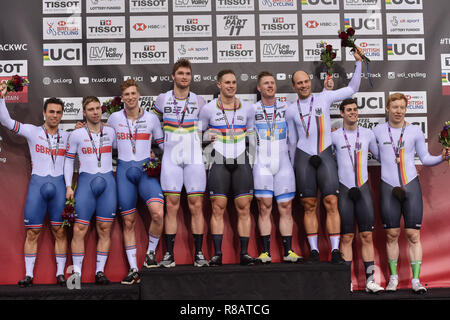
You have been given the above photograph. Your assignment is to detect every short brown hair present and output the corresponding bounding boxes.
[339,98,358,112]
[386,92,408,108]
[257,71,274,84]
[82,96,100,110]
[120,79,139,93]
[217,69,235,82]
[172,58,192,75]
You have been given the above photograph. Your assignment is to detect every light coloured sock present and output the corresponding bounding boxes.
[125,245,138,270]
[147,234,160,253]
[55,254,66,276]
[329,233,340,251]
[307,234,319,252]
[96,251,108,273]
[25,253,36,278]
[72,253,84,275]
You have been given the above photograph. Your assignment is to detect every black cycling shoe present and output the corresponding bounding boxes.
[209,254,223,266]
[95,271,110,285]
[56,274,67,287]
[330,249,346,265]
[18,276,33,287]
[121,269,141,285]
[305,250,320,264]
[240,254,256,266]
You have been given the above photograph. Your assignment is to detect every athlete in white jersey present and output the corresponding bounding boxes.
[331,98,384,293]
[0,95,68,287]
[372,93,449,294]
[198,69,256,266]
[251,71,302,264]
[106,80,164,284]
[153,59,209,268]
[286,49,363,264]
[64,96,117,285]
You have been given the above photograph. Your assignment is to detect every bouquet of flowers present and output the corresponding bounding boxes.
[320,42,337,76]
[143,156,161,177]
[1,75,30,98]
[338,27,370,63]
[102,96,123,115]
[438,121,450,165]
[62,198,76,228]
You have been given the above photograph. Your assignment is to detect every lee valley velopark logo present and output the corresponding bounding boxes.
[130,42,170,64]
[87,43,126,65]
[216,14,255,37]
[173,0,211,12]
[260,39,298,62]
[43,17,82,40]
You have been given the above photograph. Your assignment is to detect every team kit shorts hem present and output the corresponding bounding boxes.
[380,177,423,230]
[207,153,254,200]
[74,172,117,226]
[338,182,375,235]
[116,158,164,216]
[24,174,66,229]
[294,146,339,199]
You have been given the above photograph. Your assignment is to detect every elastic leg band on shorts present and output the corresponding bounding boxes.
[146,198,164,205]
[121,208,136,217]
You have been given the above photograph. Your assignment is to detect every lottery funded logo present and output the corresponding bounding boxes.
[42,0,82,14]
[174,41,213,63]
[86,0,125,13]
[386,12,424,35]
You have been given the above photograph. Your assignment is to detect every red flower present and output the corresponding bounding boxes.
[326,45,332,53]
[331,52,337,60]
[114,96,122,106]
[339,31,349,40]
[346,27,355,37]
[341,39,349,47]
[441,129,448,138]
[64,205,74,214]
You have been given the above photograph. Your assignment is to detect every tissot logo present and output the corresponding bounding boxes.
[86,16,125,39]
[43,44,82,66]
[130,42,170,64]
[43,0,82,14]
[217,40,256,63]
[303,39,341,61]
[0,60,27,76]
[173,15,212,37]
[130,0,168,12]
[216,0,254,11]
[260,14,297,36]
